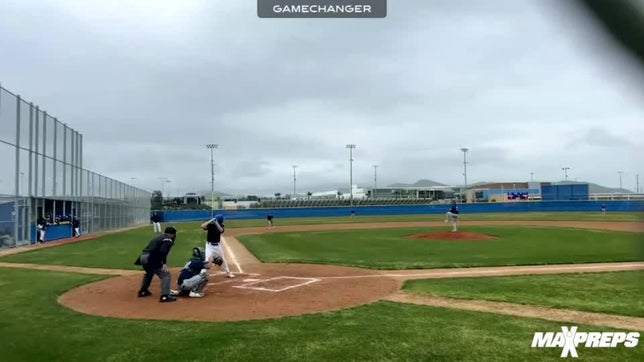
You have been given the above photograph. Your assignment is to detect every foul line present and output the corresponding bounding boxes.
[221,236,243,274]
[315,263,644,280]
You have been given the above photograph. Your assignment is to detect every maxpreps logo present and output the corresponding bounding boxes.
[531,326,640,358]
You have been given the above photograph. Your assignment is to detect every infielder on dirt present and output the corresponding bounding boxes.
[201,214,234,278]
[444,200,460,232]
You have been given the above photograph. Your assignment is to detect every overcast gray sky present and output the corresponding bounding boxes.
[1,0,643,196]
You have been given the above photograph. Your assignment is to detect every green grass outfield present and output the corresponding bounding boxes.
[237,226,643,269]
[214,211,644,227]
[403,270,644,317]
[0,267,641,362]
[2,223,642,270]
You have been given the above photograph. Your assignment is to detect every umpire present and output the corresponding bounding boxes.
[135,226,178,302]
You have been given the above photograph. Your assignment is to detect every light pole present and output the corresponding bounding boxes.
[159,177,167,195]
[530,172,534,182]
[461,148,468,202]
[292,165,298,197]
[206,144,218,218]
[637,174,640,194]
[617,171,623,190]
[373,165,378,198]
[346,144,356,208]
[562,167,570,181]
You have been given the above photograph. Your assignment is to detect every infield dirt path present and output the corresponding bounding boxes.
[1,220,642,329]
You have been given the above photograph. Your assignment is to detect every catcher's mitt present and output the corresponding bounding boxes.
[211,254,224,266]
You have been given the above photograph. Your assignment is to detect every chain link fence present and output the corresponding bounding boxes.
[0,84,150,248]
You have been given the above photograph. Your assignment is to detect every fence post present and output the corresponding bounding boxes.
[14,95,21,244]
[28,102,34,243]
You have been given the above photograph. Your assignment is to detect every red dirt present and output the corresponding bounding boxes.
[406,231,496,240]
[59,263,400,322]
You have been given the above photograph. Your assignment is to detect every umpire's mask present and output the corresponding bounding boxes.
[193,247,206,260]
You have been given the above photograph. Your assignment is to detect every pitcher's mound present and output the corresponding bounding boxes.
[407,231,496,240]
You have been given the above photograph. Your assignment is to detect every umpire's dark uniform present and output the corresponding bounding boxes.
[135,226,177,302]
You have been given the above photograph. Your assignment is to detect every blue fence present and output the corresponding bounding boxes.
[30,224,75,244]
[157,200,644,222]
[541,184,590,201]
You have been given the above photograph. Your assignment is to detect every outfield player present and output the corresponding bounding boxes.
[201,214,234,278]
[444,200,460,232]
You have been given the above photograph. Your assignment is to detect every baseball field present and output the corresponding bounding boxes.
[0,211,642,361]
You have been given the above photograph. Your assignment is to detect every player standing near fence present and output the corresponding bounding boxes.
[72,217,81,238]
[150,212,162,233]
[201,214,235,278]
[36,216,48,243]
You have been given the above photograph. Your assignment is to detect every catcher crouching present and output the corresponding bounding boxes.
[172,247,223,298]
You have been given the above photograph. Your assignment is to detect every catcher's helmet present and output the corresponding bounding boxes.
[192,247,206,260]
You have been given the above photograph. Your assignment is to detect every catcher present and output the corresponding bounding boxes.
[172,247,223,298]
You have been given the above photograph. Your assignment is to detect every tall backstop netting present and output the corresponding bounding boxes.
[0,85,150,248]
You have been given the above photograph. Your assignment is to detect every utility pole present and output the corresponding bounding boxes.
[346,144,356,208]
[617,171,623,190]
[206,144,218,218]
[530,172,534,182]
[373,165,378,198]
[292,165,298,197]
[636,174,640,193]
[461,148,468,202]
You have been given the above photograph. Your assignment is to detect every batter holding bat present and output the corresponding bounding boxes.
[200,214,235,278]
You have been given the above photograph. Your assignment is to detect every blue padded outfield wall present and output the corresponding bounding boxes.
[541,184,590,201]
[158,200,644,222]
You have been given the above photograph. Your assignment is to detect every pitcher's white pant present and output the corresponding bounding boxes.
[152,222,161,233]
[445,212,459,232]
[205,241,232,276]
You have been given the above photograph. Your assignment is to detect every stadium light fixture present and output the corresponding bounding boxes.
[562,167,570,181]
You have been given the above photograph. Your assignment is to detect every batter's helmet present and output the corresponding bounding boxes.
[215,214,224,224]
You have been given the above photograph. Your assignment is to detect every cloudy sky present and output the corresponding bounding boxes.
[1,0,643,196]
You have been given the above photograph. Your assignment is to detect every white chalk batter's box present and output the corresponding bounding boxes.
[233,276,320,292]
